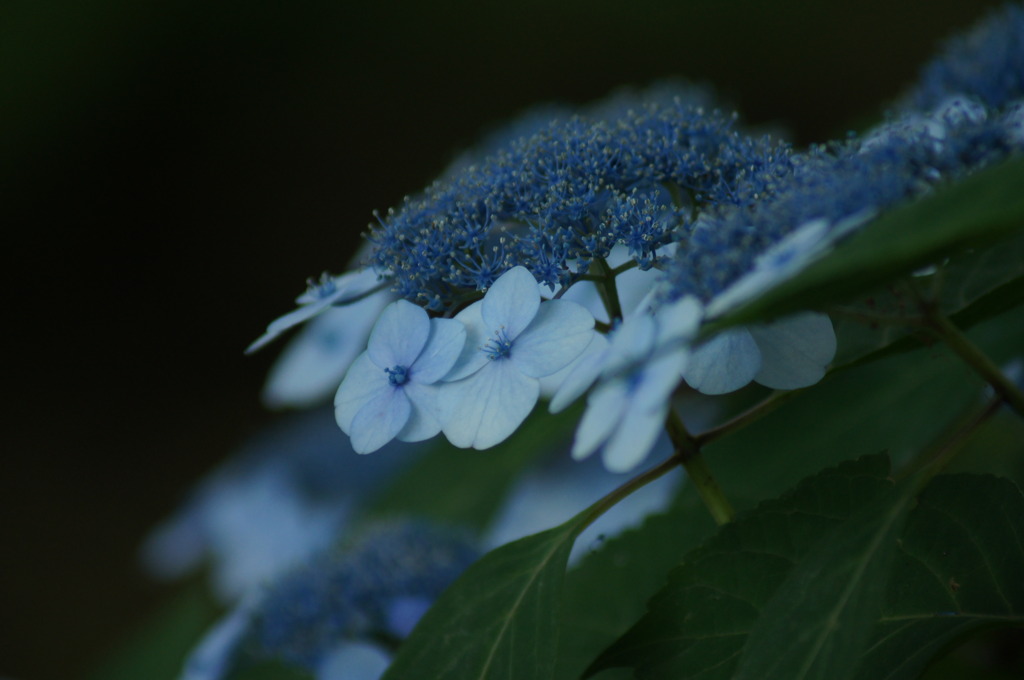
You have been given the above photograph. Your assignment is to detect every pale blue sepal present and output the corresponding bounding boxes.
[682,327,761,395]
[601,398,669,473]
[247,269,379,354]
[350,388,412,454]
[398,382,444,442]
[442,360,540,449]
[655,295,703,345]
[635,346,688,411]
[367,299,430,369]
[547,333,609,413]
[334,353,386,433]
[571,380,630,461]
[750,312,837,389]
[444,301,490,382]
[602,314,657,378]
[411,318,467,384]
[511,300,595,378]
[481,266,540,339]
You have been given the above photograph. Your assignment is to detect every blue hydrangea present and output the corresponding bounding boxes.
[368,85,795,311]
[568,296,702,472]
[901,3,1024,113]
[660,102,1018,304]
[244,521,478,672]
[140,407,422,603]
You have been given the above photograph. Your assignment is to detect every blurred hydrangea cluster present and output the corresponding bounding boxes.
[149,406,681,680]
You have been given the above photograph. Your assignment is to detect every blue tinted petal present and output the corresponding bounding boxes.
[481,266,540,340]
[442,361,539,449]
[682,327,761,395]
[444,301,490,382]
[547,333,609,413]
[350,387,412,454]
[367,300,430,369]
[750,313,836,389]
[334,353,389,434]
[410,318,467,385]
[511,300,595,378]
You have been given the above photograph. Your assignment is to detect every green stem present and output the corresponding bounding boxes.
[696,389,802,446]
[576,450,686,532]
[610,260,639,276]
[593,257,624,322]
[666,410,735,525]
[899,396,1004,482]
[923,306,1024,418]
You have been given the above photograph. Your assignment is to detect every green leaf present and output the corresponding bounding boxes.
[732,477,917,680]
[364,403,581,532]
[830,229,1024,368]
[589,461,1024,680]
[704,303,1024,509]
[382,512,586,680]
[716,156,1024,329]
[936,230,1024,316]
[855,474,1024,680]
[705,340,979,507]
[555,493,717,679]
[588,455,895,679]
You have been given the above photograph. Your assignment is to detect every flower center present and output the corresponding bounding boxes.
[385,365,410,386]
[483,328,514,360]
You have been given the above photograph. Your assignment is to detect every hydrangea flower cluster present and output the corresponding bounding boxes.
[180,521,479,680]
[163,9,1024,680]
[901,2,1024,112]
[369,88,795,310]
[662,101,1017,309]
[252,3,1024,475]
[336,266,595,453]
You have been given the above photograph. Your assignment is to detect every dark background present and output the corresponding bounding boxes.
[2,1,1008,677]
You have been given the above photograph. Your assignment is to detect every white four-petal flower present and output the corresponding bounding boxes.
[441,266,596,449]
[247,269,383,354]
[681,313,838,394]
[572,296,702,473]
[335,300,466,453]
[262,269,393,409]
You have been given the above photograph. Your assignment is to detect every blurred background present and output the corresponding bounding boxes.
[1,1,1010,677]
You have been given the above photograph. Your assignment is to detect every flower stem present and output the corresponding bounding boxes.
[899,395,1004,481]
[922,305,1024,418]
[593,257,624,322]
[576,450,685,532]
[610,260,639,276]
[696,389,802,446]
[666,410,735,526]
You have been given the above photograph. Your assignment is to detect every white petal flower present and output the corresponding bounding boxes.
[441,266,595,449]
[248,269,383,354]
[682,313,838,395]
[571,296,702,472]
[261,273,393,409]
[335,300,466,453]
[705,211,873,319]
[547,333,610,412]
[682,327,761,395]
[749,313,837,389]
